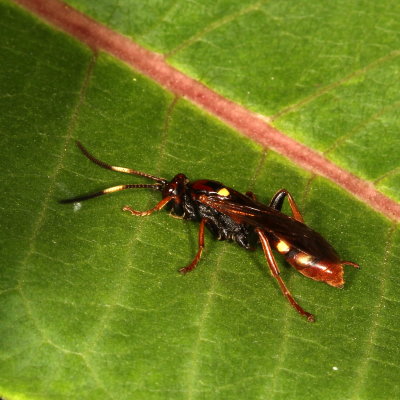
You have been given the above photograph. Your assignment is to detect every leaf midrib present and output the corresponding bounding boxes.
[12,0,400,222]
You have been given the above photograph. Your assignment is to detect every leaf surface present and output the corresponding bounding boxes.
[1,2,399,400]
[65,0,400,202]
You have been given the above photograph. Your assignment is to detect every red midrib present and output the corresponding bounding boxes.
[14,0,400,222]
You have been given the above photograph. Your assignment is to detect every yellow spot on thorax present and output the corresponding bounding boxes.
[276,240,290,253]
[217,188,230,197]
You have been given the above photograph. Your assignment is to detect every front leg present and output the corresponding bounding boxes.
[122,196,174,216]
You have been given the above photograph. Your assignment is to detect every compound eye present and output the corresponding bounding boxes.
[168,184,178,196]
[217,187,230,197]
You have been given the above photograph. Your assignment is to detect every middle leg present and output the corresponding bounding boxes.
[179,218,207,274]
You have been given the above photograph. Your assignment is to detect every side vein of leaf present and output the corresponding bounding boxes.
[185,244,228,400]
[138,0,180,39]
[350,222,397,399]
[16,51,96,333]
[103,0,121,26]
[323,99,400,155]
[247,148,268,193]
[271,50,400,121]
[185,148,268,398]
[165,0,270,58]
[264,288,292,399]
[11,53,115,397]
[80,95,178,362]
[373,166,400,185]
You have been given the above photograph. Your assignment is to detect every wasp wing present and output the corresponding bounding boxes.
[199,195,339,261]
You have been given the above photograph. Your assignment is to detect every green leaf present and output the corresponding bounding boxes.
[1,1,399,400]
[65,0,400,203]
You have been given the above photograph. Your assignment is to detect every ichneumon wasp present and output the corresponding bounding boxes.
[61,142,359,322]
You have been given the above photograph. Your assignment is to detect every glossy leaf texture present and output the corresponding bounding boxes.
[65,0,400,203]
[1,1,399,400]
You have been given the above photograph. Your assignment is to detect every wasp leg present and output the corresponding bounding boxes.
[256,228,315,322]
[122,196,174,216]
[169,211,184,220]
[179,218,207,274]
[269,189,304,223]
[342,260,361,269]
[245,191,257,201]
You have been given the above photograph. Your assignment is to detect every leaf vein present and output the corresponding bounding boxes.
[271,50,400,121]
[349,222,397,398]
[166,0,269,58]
